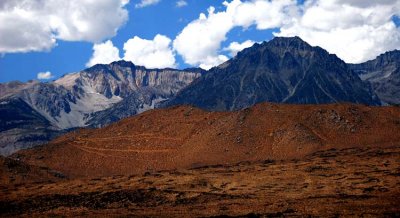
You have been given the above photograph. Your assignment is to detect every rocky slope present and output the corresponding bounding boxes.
[0,98,65,156]
[0,61,203,155]
[0,155,66,186]
[349,50,400,105]
[165,37,381,110]
[15,103,400,178]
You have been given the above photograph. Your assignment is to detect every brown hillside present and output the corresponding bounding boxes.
[0,156,65,187]
[16,103,400,178]
[2,146,400,217]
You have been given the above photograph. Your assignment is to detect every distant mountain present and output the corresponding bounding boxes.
[349,50,400,105]
[0,61,203,155]
[164,37,381,110]
[3,37,399,156]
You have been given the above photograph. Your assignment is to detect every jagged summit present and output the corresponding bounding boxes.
[86,60,206,74]
[110,60,136,68]
[265,36,312,47]
[375,49,400,61]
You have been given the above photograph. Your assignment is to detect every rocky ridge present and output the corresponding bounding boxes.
[0,61,203,155]
[349,50,400,105]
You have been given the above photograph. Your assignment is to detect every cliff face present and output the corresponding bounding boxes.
[49,61,203,128]
[164,37,380,111]
[349,50,400,105]
[0,61,203,155]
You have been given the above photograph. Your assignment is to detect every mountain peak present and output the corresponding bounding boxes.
[266,36,312,48]
[165,36,380,110]
[265,36,327,56]
[85,60,135,74]
[268,36,307,44]
[110,60,135,68]
[235,36,326,62]
[236,36,312,57]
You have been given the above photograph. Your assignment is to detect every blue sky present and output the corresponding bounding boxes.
[0,0,399,83]
[0,0,278,83]
[0,0,219,82]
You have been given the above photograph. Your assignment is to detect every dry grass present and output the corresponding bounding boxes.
[1,146,399,217]
[14,103,400,178]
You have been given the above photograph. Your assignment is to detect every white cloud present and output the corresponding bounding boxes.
[86,40,121,67]
[173,0,296,69]
[174,0,400,68]
[335,0,398,8]
[173,3,236,69]
[135,0,160,8]
[199,55,229,70]
[86,36,176,69]
[224,40,255,57]
[37,71,54,80]
[123,34,176,69]
[0,0,129,53]
[276,0,400,63]
[231,0,298,30]
[176,0,188,8]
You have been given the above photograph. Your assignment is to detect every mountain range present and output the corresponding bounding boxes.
[0,62,203,155]
[1,36,399,156]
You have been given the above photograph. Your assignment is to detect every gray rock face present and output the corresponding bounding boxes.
[86,91,159,127]
[20,83,76,117]
[164,37,381,111]
[0,80,39,99]
[349,50,400,105]
[0,61,203,155]
[0,97,65,156]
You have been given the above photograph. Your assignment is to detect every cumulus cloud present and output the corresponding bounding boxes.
[173,5,233,69]
[276,0,400,63]
[199,55,229,70]
[224,40,255,56]
[86,40,121,67]
[86,36,176,69]
[176,0,188,8]
[135,0,160,8]
[173,0,296,69]
[174,0,400,68]
[230,0,298,30]
[123,34,176,69]
[37,71,54,80]
[0,0,129,54]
